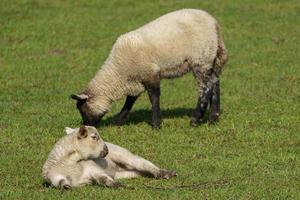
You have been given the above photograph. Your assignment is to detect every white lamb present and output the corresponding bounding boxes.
[42,126,176,189]
[71,8,228,128]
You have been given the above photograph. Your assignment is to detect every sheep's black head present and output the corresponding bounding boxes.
[71,94,106,126]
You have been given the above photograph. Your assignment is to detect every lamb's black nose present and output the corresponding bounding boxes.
[100,144,109,158]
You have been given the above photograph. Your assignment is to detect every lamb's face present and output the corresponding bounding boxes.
[70,126,108,160]
[71,94,107,126]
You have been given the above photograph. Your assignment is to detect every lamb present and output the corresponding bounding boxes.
[42,126,176,189]
[71,8,228,128]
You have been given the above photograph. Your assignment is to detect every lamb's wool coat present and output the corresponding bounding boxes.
[42,127,107,187]
[84,9,227,114]
[42,126,176,188]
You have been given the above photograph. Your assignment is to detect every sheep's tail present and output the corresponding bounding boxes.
[213,23,228,77]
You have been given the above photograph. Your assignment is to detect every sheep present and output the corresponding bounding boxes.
[42,126,177,189]
[71,8,228,128]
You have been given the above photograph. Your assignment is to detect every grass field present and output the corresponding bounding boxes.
[0,0,299,199]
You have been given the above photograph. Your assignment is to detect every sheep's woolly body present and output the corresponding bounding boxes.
[86,9,227,113]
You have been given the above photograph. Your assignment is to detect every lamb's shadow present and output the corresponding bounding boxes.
[101,108,194,126]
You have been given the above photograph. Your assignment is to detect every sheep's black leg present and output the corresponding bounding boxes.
[113,95,138,125]
[209,80,221,123]
[191,67,218,127]
[147,86,162,129]
[190,84,213,127]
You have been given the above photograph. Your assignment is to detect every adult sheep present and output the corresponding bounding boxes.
[71,8,228,129]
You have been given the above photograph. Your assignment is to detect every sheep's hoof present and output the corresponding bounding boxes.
[156,169,177,179]
[190,120,198,127]
[151,119,162,129]
[151,122,161,129]
[190,118,200,127]
[209,113,220,124]
[152,125,161,129]
[190,118,203,127]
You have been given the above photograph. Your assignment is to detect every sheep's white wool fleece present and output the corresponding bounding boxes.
[86,9,222,112]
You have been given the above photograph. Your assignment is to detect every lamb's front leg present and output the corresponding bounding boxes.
[113,95,138,125]
[147,85,162,129]
[106,143,176,179]
[47,173,72,190]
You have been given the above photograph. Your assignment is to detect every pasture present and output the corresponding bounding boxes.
[0,0,299,199]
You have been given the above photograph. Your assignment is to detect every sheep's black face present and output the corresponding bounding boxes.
[71,94,105,126]
[82,112,104,127]
[76,101,104,126]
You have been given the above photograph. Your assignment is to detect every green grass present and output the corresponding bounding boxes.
[0,0,299,199]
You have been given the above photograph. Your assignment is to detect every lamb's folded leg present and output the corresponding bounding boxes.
[106,142,176,179]
[209,80,221,123]
[58,178,71,190]
[114,171,141,179]
[48,174,72,190]
[93,173,121,188]
[113,96,138,125]
[147,85,162,129]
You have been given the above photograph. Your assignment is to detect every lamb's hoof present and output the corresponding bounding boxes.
[209,113,220,124]
[110,182,123,189]
[156,169,177,179]
[62,184,71,190]
[59,179,71,190]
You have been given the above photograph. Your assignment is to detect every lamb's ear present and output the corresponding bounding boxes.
[77,126,88,139]
[70,94,89,101]
[65,127,75,135]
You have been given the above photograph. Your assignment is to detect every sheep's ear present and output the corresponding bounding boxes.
[77,126,88,139]
[70,94,89,101]
[65,127,75,135]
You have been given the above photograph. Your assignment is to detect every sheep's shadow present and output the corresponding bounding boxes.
[101,108,194,127]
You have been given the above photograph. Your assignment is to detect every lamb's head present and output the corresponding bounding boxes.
[71,94,109,126]
[66,126,108,160]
